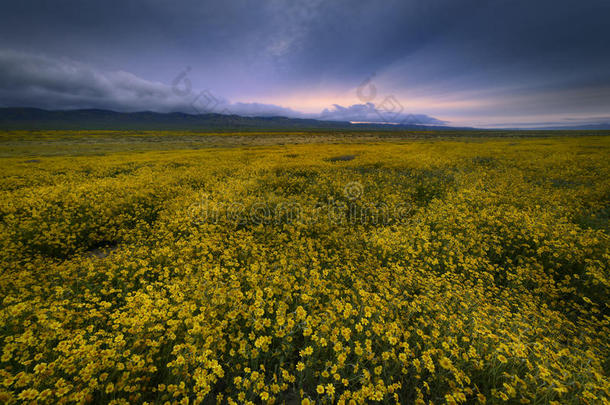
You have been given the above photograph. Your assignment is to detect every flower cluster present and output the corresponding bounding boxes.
[0,135,608,404]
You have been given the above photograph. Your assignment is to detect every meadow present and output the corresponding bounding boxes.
[0,131,608,404]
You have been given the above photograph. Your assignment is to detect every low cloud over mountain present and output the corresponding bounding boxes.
[0,50,445,124]
[0,50,304,118]
[320,102,446,125]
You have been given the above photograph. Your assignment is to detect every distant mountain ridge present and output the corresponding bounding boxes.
[2,108,609,131]
[0,107,466,131]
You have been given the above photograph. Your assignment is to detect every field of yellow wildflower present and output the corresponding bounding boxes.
[0,132,609,404]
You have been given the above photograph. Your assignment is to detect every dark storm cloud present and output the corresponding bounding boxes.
[0,50,304,117]
[1,0,609,126]
[0,50,174,110]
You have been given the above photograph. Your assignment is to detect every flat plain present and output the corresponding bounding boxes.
[0,131,609,404]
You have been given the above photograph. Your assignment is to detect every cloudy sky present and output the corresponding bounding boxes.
[1,0,609,128]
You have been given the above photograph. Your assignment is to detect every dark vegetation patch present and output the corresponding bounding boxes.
[574,206,610,232]
[350,163,383,175]
[471,156,497,166]
[327,154,356,162]
[550,178,586,189]
[87,242,120,259]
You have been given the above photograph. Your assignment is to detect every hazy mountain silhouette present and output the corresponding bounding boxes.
[0,108,468,131]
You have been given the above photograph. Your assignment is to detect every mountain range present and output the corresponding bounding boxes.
[1,108,609,131]
[0,108,466,131]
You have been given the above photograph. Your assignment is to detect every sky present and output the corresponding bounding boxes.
[1,0,609,128]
